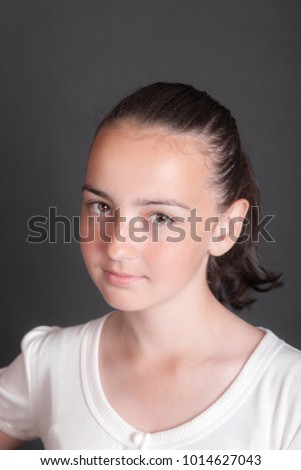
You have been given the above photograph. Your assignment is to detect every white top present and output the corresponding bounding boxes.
[0,313,301,450]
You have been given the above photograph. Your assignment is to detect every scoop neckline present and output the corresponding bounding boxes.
[81,312,283,449]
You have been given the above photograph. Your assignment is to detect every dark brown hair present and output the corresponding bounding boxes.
[95,82,282,310]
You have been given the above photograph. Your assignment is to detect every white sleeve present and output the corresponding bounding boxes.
[0,326,55,440]
[287,426,301,450]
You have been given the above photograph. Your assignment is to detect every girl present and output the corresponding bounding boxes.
[0,83,300,450]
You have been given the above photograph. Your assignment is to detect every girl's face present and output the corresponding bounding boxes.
[80,123,219,312]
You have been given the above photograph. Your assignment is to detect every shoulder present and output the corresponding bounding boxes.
[19,316,105,365]
[267,331,301,370]
[259,331,301,448]
[259,329,301,396]
[273,338,301,379]
[11,316,107,400]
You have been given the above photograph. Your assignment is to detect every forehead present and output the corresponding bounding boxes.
[85,124,213,206]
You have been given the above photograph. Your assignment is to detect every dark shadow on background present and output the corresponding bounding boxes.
[19,439,44,450]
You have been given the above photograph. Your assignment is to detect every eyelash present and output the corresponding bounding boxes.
[149,213,176,226]
[87,202,176,227]
[88,201,112,215]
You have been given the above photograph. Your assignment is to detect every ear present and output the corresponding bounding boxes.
[209,199,249,257]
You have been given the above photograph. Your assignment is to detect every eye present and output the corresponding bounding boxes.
[88,201,112,215]
[150,213,175,226]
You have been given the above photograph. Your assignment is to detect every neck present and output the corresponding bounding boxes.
[114,281,234,364]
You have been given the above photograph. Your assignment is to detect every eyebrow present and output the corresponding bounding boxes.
[82,184,113,202]
[82,184,191,211]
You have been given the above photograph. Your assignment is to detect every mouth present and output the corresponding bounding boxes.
[103,270,144,287]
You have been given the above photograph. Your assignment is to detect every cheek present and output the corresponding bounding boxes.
[80,216,103,270]
[80,209,92,241]
[144,233,209,278]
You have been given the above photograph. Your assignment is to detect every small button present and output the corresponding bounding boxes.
[130,432,144,446]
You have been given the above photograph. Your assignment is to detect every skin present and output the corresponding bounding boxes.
[0,430,23,450]
[80,122,264,432]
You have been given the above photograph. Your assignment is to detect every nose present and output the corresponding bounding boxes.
[103,215,140,261]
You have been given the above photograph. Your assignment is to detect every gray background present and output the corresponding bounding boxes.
[0,0,300,450]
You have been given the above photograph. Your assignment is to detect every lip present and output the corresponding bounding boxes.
[104,270,144,286]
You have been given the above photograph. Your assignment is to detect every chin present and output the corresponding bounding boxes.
[97,285,144,312]
[92,273,151,311]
